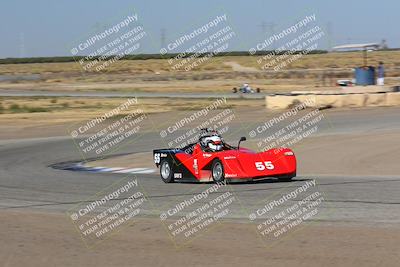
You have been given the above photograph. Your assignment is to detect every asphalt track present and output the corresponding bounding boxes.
[1,107,400,226]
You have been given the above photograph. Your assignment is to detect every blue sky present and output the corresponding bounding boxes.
[1,0,398,58]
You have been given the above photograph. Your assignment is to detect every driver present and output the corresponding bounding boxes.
[201,135,223,152]
[242,83,249,93]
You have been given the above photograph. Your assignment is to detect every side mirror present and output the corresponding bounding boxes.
[238,137,246,149]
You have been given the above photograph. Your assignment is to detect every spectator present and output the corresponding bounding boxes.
[377,62,385,85]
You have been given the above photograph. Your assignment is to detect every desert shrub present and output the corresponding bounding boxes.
[24,106,49,113]
[9,103,21,112]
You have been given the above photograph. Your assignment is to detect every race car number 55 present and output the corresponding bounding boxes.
[255,161,274,170]
[154,153,161,164]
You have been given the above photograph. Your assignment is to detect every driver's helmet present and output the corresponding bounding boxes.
[201,135,223,151]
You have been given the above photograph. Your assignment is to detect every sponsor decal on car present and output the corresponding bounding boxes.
[193,159,199,175]
[174,173,183,179]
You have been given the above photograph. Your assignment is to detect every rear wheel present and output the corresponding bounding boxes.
[160,160,174,183]
[211,160,225,183]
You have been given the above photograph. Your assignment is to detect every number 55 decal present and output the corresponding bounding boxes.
[154,153,161,164]
[255,161,274,170]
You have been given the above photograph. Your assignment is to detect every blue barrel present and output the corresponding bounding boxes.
[355,67,376,85]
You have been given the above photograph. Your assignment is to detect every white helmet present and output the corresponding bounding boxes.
[202,135,223,151]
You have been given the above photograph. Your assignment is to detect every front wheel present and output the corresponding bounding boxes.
[211,160,225,183]
[160,160,174,183]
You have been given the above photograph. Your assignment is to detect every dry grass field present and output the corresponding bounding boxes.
[1,51,400,75]
[0,96,263,126]
[0,51,399,94]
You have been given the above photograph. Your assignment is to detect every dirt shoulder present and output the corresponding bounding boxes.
[1,209,398,267]
[0,97,264,139]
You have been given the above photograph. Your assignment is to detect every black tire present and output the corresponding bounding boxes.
[232,87,237,93]
[278,172,296,182]
[211,159,225,183]
[160,160,174,183]
[278,176,293,182]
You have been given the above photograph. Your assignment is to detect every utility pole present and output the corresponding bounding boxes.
[19,32,25,58]
[258,21,267,34]
[326,22,333,51]
[258,21,276,50]
[160,28,166,49]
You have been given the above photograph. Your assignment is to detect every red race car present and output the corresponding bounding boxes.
[153,129,296,183]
